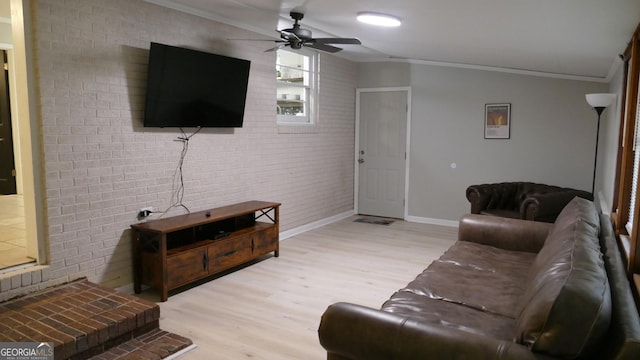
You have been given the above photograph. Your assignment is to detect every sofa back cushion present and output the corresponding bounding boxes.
[514,197,611,358]
[485,182,564,211]
[595,214,640,359]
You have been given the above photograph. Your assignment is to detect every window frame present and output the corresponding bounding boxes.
[276,48,318,125]
[612,23,640,276]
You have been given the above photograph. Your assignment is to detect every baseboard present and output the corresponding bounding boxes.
[280,210,355,240]
[405,215,459,228]
[116,210,456,296]
[116,210,356,294]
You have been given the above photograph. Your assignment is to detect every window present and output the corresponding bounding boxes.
[276,49,317,124]
[626,78,640,236]
[612,23,640,276]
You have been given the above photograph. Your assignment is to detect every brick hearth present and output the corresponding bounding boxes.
[0,278,192,359]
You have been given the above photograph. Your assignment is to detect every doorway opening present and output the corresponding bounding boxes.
[0,49,31,270]
[0,0,43,271]
[0,50,17,195]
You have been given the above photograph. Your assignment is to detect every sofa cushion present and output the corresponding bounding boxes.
[379,239,537,346]
[382,291,515,341]
[390,241,536,318]
[514,197,611,358]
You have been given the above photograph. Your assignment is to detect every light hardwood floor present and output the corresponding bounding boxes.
[0,195,31,269]
[143,216,458,359]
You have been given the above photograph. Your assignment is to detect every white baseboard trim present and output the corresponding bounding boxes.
[116,210,356,294]
[405,215,459,228]
[280,210,355,240]
[117,211,459,296]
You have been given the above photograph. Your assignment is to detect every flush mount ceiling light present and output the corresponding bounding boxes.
[357,12,402,27]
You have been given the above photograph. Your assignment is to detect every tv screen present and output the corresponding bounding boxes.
[143,42,251,128]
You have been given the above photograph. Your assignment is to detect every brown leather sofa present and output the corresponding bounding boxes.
[466,182,593,222]
[318,198,640,359]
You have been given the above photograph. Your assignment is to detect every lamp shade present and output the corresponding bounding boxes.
[586,93,616,108]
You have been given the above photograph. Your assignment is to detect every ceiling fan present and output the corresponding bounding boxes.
[265,11,362,53]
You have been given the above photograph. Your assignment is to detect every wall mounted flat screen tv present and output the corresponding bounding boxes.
[144,42,251,128]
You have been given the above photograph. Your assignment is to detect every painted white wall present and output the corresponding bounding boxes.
[357,62,411,88]
[0,1,11,46]
[0,0,356,300]
[0,0,625,300]
[599,62,625,214]
[358,62,608,222]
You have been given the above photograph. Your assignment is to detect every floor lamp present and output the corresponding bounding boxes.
[585,93,616,195]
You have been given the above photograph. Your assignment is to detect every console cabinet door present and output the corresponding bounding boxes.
[252,226,278,256]
[166,248,208,289]
[208,235,252,273]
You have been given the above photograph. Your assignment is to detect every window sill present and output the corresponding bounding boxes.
[619,234,632,265]
[634,274,640,306]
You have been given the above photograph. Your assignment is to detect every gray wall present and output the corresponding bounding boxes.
[358,62,608,222]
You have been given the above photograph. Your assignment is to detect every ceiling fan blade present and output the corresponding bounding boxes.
[265,43,289,52]
[229,38,285,42]
[305,42,342,53]
[312,38,361,45]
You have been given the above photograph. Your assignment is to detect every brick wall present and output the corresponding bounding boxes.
[0,0,355,300]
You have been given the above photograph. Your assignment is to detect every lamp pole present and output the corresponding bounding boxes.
[591,106,605,196]
[585,93,616,197]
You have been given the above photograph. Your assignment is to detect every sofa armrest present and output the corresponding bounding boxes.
[466,184,500,213]
[521,191,593,222]
[319,302,543,360]
[458,214,551,253]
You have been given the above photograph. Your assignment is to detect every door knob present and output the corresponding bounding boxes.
[358,158,365,164]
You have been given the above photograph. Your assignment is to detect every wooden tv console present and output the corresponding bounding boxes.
[131,201,280,301]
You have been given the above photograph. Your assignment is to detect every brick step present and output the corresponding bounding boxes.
[89,329,194,360]
[0,278,192,360]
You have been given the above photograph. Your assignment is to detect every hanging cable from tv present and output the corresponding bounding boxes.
[157,126,202,217]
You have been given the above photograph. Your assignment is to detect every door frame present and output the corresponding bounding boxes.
[6,0,45,264]
[354,87,412,219]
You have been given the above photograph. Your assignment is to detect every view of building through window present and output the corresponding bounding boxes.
[276,49,315,124]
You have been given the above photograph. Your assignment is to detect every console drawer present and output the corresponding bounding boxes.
[208,235,252,272]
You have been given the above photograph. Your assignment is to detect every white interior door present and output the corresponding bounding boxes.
[357,89,408,219]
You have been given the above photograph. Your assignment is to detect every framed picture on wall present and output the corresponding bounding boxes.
[484,103,511,139]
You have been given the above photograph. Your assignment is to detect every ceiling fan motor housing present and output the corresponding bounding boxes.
[267,11,361,53]
[283,26,312,40]
[283,11,312,41]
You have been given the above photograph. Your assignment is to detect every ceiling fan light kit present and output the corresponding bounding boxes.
[356,12,402,27]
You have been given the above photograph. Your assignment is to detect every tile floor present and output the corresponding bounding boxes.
[0,195,33,269]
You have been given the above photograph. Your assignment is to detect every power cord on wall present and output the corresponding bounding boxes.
[156,127,202,218]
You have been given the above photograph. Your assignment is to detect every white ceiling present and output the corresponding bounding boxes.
[145,0,640,81]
